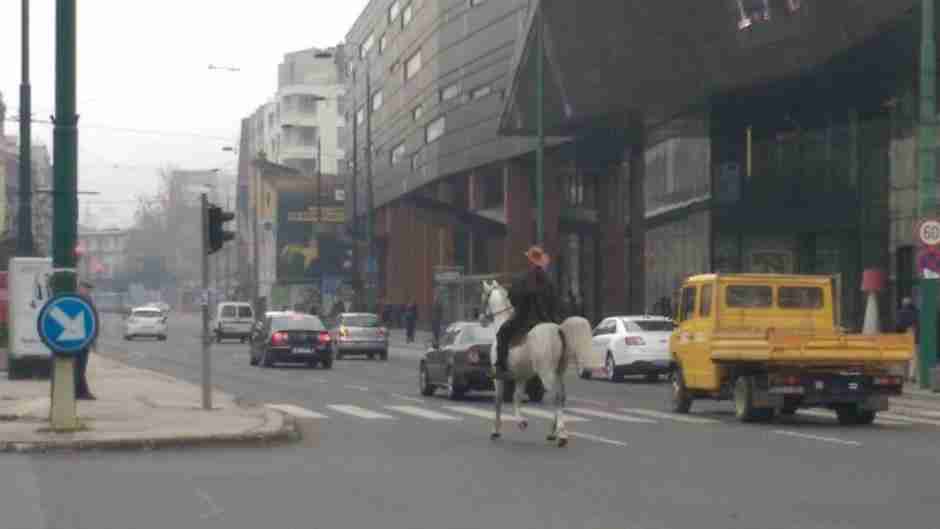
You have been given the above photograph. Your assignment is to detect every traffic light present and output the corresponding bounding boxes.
[207,204,235,255]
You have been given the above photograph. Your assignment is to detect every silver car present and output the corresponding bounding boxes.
[330,312,388,361]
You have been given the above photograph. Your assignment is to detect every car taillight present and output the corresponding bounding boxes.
[318,331,331,344]
[874,376,902,386]
[377,327,386,337]
[271,332,288,346]
[779,375,801,386]
[467,349,481,364]
[624,336,645,346]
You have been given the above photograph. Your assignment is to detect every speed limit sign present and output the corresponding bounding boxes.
[917,219,940,247]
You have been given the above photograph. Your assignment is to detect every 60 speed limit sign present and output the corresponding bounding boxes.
[917,219,940,246]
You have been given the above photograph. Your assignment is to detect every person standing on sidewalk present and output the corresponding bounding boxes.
[896,297,919,381]
[405,301,418,343]
[431,295,444,346]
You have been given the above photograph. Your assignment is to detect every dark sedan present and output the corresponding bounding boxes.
[419,322,544,402]
[249,313,333,369]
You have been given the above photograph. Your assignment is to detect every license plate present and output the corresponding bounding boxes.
[293,347,312,354]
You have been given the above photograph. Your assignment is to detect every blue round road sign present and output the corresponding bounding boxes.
[36,294,99,356]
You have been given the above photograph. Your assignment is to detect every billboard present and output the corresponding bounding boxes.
[277,189,351,284]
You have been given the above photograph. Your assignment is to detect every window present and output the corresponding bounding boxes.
[371,90,383,111]
[471,85,492,100]
[626,319,676,332]
[402,3,413,27]
[726,285,773,308]
[736,0,770,30]
[405,50,422,80]
[778,287,823,309]
[238,306,253,318]
[700,284,713,316]
[425,116,445,143]
[470,0,487,5]
[300,127,317,146]
[391,143,406,165]
[440,83,460,102]
[459,324,496,344]
[389,0,401,21]
[360,32,375,58]
[413,104,424,120]
[679,287,697,321]
[356,106,365,125]
[221,306,237,318]
[342,314,379,327]
[379,34,388,54]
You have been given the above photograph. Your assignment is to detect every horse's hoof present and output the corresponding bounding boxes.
[518,420,529,431]
[490,432,501,440]
[557,437,568,447]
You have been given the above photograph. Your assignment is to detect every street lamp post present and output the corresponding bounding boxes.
[18,0,34,256]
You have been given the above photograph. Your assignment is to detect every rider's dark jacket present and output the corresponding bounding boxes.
[507,266,560,330]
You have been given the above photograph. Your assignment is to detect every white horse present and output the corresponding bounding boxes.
[481,280,594,446]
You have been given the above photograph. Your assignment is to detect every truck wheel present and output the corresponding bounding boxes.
[835,404,876,425]
[671,367,693,414]
[7,357,24,380]
[734,376,759,422]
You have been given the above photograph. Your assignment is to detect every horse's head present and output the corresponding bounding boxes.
[481,280,511,320]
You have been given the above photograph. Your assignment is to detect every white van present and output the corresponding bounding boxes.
[212,302,254,343]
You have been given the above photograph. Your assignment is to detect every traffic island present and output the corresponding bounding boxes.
[0,355,297,453]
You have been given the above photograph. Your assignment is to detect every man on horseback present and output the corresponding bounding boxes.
[494,245,560,379]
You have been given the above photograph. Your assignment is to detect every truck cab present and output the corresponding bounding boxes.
[670,274,913,424]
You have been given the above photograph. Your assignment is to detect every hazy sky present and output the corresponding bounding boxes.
[0,1,366,228]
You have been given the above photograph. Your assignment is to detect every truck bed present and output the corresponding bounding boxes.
[709,330,913,365]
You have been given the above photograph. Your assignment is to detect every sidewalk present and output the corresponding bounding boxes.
[388,328,432,350]
[0,355,294,453]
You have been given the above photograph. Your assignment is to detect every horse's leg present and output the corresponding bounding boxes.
[491,379,503,440]
[554,376,568,447]
[514,379,528,431]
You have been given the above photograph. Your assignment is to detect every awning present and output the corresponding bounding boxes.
[500,0,919,136]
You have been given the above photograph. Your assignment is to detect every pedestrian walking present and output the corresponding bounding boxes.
[896,297,919,381]
[405,301,418,343]
[431,296,444,346]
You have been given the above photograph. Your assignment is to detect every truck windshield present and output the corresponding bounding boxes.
[726,285,773,308]
[778,287,823,309]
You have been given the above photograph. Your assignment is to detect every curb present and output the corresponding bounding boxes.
[0,411,299,454]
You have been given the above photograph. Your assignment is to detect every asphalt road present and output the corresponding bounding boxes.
[5,311,940,529]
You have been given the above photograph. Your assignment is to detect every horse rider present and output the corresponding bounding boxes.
[494,245,561,379]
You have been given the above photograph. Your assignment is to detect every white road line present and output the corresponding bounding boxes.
[390,393,425,403]
[569,397,610,408]
[797,409,912,427]
[520,407,590,422]
[878,412,940,427]
[384,406,461,421]
[620,408,719,424]
[772,430,861,447]
[568,431,628,447]
[443,406,523,422]
[344,385,370,391]
[327,405,396,420]
[265,404,328,419]
[565,407,657,424]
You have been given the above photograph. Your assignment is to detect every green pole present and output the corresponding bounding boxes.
[52,0,78,295]
[365,61,375,312]
[18,0,34,256]
[919,0,937,389]
[535,5,545,245]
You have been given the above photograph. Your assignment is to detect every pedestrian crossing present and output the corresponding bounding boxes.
[265,400,940,432]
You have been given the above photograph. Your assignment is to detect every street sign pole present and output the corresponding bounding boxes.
[49,0,78,430]
[919,0,937,389]
[201,193,212,410]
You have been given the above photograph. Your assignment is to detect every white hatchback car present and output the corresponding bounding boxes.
[124,306,168,341]
[584,315,675,382]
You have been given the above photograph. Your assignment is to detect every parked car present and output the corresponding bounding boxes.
[330,312,388,360]
[124,306,168,341]
[249,312,333,369]
[212,302,254,343]
[419,321,544,402]
[582,315,675,382]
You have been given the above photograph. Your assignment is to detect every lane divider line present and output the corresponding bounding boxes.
[565,407,657,424]
[620,408,719,424]
[265,403,328,419]
[772,430,861,447]
[568,431,628,447]
[384,405,461,421]
[327,405,395,420]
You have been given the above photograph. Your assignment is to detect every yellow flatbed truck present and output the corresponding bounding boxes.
[670,274,913,425]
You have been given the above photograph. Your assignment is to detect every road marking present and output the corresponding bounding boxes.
[390,393,425,403]
[565,407,657,424]
[878,412,940,427]
[772,430,861,447]
[327,405,395,420]
[443,406,523,422]
[265,404,328,419]
[520,407,590,422]
[344,385,370,391]
[620,408,719,424]
[569,397,610,408]
[796,409,911,427]
[12,398,50,418]
[384,405,461,421]
[568,431,628,447]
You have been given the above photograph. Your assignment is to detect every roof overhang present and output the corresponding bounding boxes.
[500,0,919,136]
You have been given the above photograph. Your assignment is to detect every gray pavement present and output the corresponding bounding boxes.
[4,311,940,528]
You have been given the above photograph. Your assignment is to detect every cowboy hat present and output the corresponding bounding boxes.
[524,245,550,269]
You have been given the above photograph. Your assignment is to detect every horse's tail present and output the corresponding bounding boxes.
[559,317,599,372]
[556,328,567,376]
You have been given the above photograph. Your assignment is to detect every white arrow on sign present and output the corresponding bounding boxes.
[49,306,87,341]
